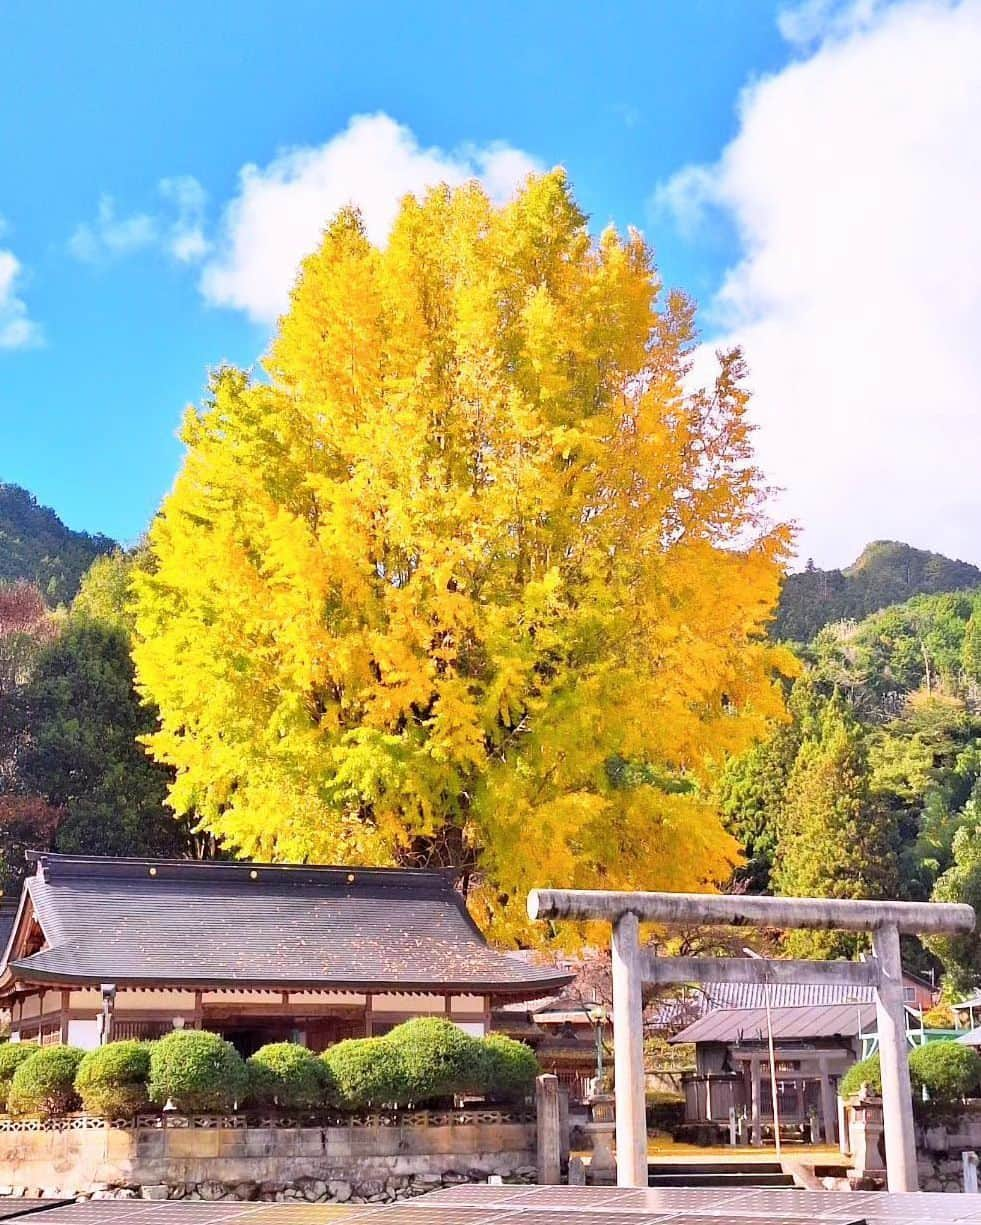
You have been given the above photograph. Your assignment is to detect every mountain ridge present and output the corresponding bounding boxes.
[0,482,117,605]
[775,540,981,641]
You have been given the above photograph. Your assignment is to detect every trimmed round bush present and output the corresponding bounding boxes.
[75,1040,151,1118]
[246,1042,331,1110]
[386,1017,485,1104]
[8,1046,85,1117]
[0,1043,36,1111]
[909,1040,981,1104]
[147,1030,248,1113]
[840,1054,882,1099]
[478,1033,539,1102]
[324,1038,407,1109]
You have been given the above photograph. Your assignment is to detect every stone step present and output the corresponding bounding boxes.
[647,1161,785,1175]
[647,1171,796,1189]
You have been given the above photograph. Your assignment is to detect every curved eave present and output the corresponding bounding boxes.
[1,964,574,999]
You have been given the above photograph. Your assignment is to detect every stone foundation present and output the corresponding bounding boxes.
[0,1112,536,1200]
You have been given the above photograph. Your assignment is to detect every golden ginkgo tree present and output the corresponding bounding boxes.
[134,170,795,939]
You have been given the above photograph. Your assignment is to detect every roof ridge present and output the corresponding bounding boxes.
[28,851,457,890]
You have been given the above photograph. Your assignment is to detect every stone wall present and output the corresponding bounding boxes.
[917,1105,981,1193]
[0,1112,537,1201]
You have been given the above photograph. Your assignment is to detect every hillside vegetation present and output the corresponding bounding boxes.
[775,541,981,641]
[0,484,115,605]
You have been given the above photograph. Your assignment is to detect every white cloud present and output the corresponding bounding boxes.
[654,0,981,568]
[69,178,209,265]
[69,195,158,263]
[200,113,542,323]
[159,176,209,263]
[0,237,42,350]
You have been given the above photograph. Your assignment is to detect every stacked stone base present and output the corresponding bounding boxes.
[0,1167,538,1204]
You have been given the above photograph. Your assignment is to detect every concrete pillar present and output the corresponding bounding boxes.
[819,1058,837,1145]
[536,1074,562,1185]
[611,911,647,1188]
[873,923,918,1192]
[963,1151,979,1194]
[750,1057,762,1147]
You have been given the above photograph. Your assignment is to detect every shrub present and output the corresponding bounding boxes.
[8,1046,85,1117]
[909,1040,981,1104]
[478,1034,539,1101]
[246,1042,331,1110]
[75,1040,151,1117]
[386,1017,485,1103]
[324,1038,407,1109]
[147,1030,248,1113]
[840,1054,882,1099]
[0,1043,36,1111]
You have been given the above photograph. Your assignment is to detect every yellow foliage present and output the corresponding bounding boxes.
[133,170,794,940]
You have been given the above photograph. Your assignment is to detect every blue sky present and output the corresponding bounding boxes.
[2,0,980,567]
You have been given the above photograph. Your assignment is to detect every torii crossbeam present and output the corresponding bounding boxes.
[528,888,975,1193]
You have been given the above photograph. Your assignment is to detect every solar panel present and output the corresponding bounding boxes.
[0,1205,69,1222]
[5,1185,981,1225]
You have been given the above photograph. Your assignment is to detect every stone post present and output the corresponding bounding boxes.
[536,1074,562,1185]
[847,1096,886,1179]
[611,912,647,1188]
[964,1151,979,1194]
[873,923,918,1192]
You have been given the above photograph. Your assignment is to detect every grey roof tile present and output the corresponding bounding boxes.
[670,1001,878,1045]
[2,853,571,996]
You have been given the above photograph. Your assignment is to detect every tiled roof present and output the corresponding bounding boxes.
[1,853,572,997]
[670,1001,878,1045]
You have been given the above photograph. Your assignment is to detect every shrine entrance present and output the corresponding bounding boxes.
[528,888,975,1192]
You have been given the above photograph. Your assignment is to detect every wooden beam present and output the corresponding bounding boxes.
[528,888,974,935]
[730,1048,852,1064]
[641,954,880,988]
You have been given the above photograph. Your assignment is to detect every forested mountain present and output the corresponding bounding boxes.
[719,585,981,986]
[774,541,981,641]
[0,483,116,605]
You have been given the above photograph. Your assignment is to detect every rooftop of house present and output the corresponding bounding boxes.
[0,852,572,998]
[670,1001,879,1045]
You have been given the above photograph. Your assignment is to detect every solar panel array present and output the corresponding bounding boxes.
[4,1184,981,1225]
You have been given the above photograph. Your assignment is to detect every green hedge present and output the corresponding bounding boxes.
[247,1042,332,1110]
[840,1054,882,1098]
[479,1033,539,1101]
[0,1044,36,1110]
[841,1042,981,1106]
[8,1046,85,1117]
[147,1030,248,1113]
[387,1018,486,1103]
[324,1038,408,1109]
[908,1041,981,1104]
[75,1040,151,1118]
[0,1023,539,1118]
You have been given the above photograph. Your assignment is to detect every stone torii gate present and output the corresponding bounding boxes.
[527,889,975,1193]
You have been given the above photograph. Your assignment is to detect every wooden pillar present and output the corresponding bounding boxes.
[818,1057,837,1145]
[873,923,918,1192]
[750,1056,762,1147]
[611,911,647,1188]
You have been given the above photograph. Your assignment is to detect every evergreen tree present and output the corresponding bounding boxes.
[19,617,193,859]
[963,607,981,686]
[774,694,899,957]
[927,813,981,996]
